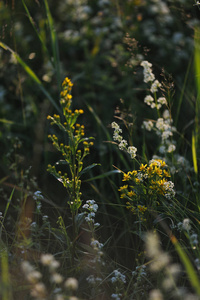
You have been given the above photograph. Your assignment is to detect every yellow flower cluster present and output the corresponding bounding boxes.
[118,159,175,219]
[47,77,94,212]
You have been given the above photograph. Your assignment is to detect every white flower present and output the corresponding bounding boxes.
[21,261,35,274]
[141,60,155,83]
[65,277,79,290]
[142,120,154,131]
[157,97,167,106]
[51,273,63,284]
[127,146,137,159]
[163,109,170,119]
[118,139,128,150]
[30,283,47,299]
[111,270,126,284]
[182,219,191,231]
[27,271,42,284]
[150,80,161,93]
[111,122,120,130]
[91,239,103,250]
[144,95,154,106]
[156,118,165,131]
[149,289,163,300]
[40,254,55,266]
[167,144,176,153]
[159,145,166,154]
[162,130,172,140]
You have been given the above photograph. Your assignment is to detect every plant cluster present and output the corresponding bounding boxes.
[0,1,200,300]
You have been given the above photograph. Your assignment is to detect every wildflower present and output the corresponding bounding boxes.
[118,185,128,191]
[157,97,167,106]
[144,95,155,108]
[83,199,99,223]
[141,61,155,83]
[150,80,161,93]
[127,190,136,197]
[111,270,126,284]
[30,282,47,299]
[118,139,128,150]
[40,254,54,266]
[91,239,103,250]
[142,120,154,131]
[122,173,131,181]
[156,118,166,131]
[111,122,120,130]
[167,144,176,153]
[190,234,198,247]
[149,289,163,300]
[127,146,137,158]
[111,293,122,300]
[138,205,147,213]
[64,277,78,291]
[27,271,42,284]
[51,273,63,284]
[21,261,35,275]
[33,191,44,201]
[163,109,170,119]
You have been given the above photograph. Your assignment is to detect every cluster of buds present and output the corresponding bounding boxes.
[47,77,94,212]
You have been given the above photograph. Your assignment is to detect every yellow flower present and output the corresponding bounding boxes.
[118,185,128,191]
[138,205,147,213]
[140,164,147,171]
[122,173,131,181]
[127,190,136,197]
[120,193,126,199]
[163,170,170,177]
[154,166,162,176]
[128,170,137,176]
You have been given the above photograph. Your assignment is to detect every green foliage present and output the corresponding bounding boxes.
[0,0,200,299]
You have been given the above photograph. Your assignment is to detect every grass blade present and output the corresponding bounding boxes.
[22,0,51,64]
[0,41,61,113]
[43,0,61,88]
[171,234,200,296]
[192,131,198,175]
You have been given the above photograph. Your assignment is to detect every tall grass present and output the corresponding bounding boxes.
[0,1,200,299]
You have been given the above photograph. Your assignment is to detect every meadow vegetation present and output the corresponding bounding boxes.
[0,0,200,299]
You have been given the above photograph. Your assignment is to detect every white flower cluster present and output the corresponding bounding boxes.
[141,60,177,155]
[140,61,155,83]
[145,232,171,272]
[90,238,104,264]
[82,199,100,227]
[150,80,161,93]
[144,95,167,110]
[142,120,154,131]
[111,122,123,142]
[86,275,102,284]
[163,181,175,199]
[110,270,126,284]
[111,122,137,159]
[111,293,122,300]
[21,255,79,300]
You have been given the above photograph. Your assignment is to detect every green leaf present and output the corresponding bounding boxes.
[79,163,100,176]
[83,170,121,182]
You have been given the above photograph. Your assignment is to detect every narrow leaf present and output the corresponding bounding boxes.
[83,170,121,182]
[192,131,198,174]
[79,163,100,176]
